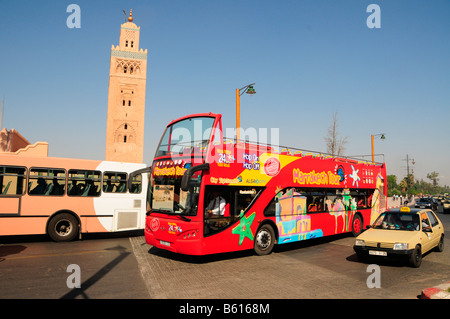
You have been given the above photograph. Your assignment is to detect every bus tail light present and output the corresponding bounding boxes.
[182,229,199,240]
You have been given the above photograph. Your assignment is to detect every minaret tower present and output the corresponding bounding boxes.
[105,9,147,163]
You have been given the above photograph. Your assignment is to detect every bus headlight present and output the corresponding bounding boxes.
[355,239,365,246]
[393,243,409,250]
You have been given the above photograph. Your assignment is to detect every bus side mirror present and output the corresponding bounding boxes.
[181,163,209,191]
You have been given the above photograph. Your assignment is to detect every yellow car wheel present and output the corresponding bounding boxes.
[409,245,422,268]
[435,236,444,252]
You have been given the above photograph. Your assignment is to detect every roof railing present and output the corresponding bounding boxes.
[223,137,385,165]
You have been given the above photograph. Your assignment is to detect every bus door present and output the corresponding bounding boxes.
[0,166,26,215]
[128,166,152,208]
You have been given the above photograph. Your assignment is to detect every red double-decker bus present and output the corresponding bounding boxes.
[142,113,387,255]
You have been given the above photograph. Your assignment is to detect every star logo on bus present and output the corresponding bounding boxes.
[349,165,360,187]
[232,212,256,245]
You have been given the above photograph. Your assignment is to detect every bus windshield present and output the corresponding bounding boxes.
[151,162,201,217]
[155,116,216,158]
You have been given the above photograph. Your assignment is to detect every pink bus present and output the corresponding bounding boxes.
[0,154,148,241]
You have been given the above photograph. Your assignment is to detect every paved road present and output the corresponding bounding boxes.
[130,202,449,299]
[0,233,149,299]
[130,226,449,299]
[1,205,449,300]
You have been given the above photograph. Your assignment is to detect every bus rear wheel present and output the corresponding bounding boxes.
[254,224,275,256]
[47,213,79,242]
[351,214,363,236]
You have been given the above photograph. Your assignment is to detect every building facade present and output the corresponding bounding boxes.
[0,128,48,157]
[105,10,147,163]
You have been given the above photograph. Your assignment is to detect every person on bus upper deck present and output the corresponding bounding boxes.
[205,191,227,216]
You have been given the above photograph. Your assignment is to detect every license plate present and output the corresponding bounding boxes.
[420,206,425,208]
[160,240,170,247]
[369,250,387,256]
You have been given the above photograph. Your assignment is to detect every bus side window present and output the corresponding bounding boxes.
[306,189,325,213]
[264,188,296,217]
[367,190,374,207]
[359,190,369,208]
[103,172,127,193]
[68,170,101,197]
[263,196,277,217]
[264,188,287,217]
[29,168,65,196]
[234,187,263,217]
[349,189,368,209]
[0,166,26,195]
[324,189,338,212]
[129,174,142,193]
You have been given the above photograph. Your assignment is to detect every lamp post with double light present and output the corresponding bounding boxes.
[236,83,256,142]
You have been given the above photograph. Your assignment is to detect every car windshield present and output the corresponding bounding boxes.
[372,212,420,231]
[417,198,430,203]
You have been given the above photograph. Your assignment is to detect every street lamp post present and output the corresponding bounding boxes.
[371,133,386,163]
[236,83,256,142]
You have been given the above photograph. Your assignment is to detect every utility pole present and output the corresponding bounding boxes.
[403,154,415,194]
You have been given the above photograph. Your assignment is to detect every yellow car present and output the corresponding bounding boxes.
[443,197,450,213]
[353,207,445,267]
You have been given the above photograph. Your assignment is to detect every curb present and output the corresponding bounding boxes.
[421,281,450,299]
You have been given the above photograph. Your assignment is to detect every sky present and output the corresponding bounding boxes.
[1,0,449,187]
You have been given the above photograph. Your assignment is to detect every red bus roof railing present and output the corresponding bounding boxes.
[159,113,385,166]
[222,137,385,166]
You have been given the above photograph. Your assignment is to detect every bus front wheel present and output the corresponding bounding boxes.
[47,213,79,242]
[254,224,275,256]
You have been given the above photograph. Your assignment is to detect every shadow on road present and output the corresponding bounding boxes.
[60,245,130,299]
[146,233,354,264]
[147,245,255,264]
[0,244,27,262]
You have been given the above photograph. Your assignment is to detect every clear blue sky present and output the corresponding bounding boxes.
[1,0,449,187]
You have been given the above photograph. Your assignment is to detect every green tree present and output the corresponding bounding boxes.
[426,171,439,187]
[387,175,401,196]
[399,179,408,193]
[388,171,450,197]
